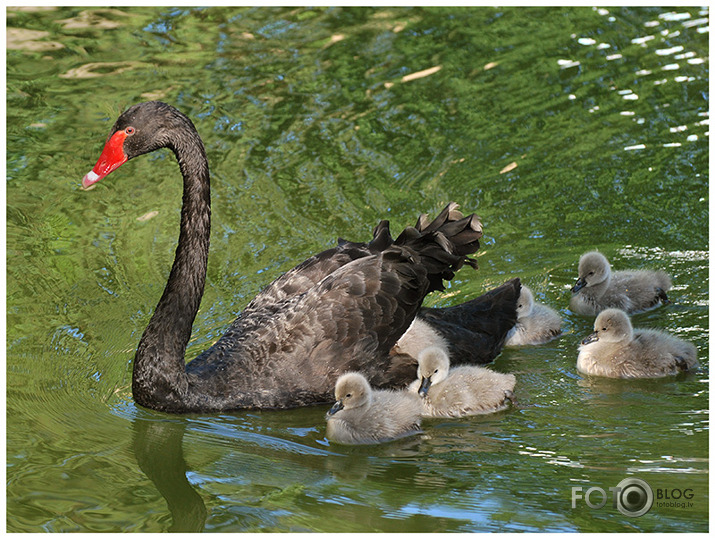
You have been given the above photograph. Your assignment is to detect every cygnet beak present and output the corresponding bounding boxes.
[327,400,344,415]
[418,376,431,398]
[581,331,599,345]
[571,277,587,294]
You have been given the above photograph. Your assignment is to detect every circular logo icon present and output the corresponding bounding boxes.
[615,478,653,517]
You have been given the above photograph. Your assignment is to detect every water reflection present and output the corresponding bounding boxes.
[57,9,130,30]
[6,28,64,51]
[59,61,147,79]
[132,416,207,532]
[130,405,521,532]
[575,371,699,396]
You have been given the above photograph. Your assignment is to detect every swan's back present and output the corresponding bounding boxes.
[610,270,671,311]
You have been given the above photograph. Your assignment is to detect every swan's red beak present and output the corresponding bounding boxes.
[82,130,128,189]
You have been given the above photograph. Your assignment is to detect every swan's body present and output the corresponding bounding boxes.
[504,285,561,346]
[82,101,518,413]
[569,251,671,316]
[325,372,422,445]
[577,309,697,378]
[408,346,516,417]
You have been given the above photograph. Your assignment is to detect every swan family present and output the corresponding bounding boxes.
[82,101,699,444]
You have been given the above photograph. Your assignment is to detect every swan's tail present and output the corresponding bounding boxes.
[370,202,482,293]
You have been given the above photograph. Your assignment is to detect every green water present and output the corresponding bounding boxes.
[6,6,708,532]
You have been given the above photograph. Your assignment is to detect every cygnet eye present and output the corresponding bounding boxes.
[601,327,607,331]
[345,393,352,398]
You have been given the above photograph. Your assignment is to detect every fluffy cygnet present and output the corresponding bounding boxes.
[325,372,422,445]
[577,308,697,378]
[569,251,671,316]
[408,346,516,417]
[505,285,562,346]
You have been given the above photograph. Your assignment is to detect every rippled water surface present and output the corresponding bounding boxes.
[7,6,709,532]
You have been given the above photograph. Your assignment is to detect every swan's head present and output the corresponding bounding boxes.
[572,251,611,293]
[82,101,197,189]
[415,346,451,397]
[327,372,372,415]
[516,285,535,318]
[581,308,633,345]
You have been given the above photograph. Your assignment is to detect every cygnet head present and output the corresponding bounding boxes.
[328,372,372,415]
[581,308,633,345]
[516,285,535,318]
[572,251,611,293]
[416,346,451,397]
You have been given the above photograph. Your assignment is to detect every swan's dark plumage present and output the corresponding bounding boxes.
[83,101,515,413]
[418,278,521,365]
[180,206,482,411]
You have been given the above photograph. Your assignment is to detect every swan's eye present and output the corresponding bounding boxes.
[588,271,594,276]
[345,393,352,398]
[125,126,135,135]
[601,327,607,331]
[434,369,439,374]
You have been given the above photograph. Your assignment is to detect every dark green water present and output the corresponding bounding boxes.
[7,6,708,532]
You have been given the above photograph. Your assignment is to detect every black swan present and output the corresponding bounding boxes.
[82,101,518,413]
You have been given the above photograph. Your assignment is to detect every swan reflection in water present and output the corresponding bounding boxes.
[132,416,207,532]
[130,403,520,532]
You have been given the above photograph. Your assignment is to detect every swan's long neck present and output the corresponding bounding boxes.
[132,128,211,410]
